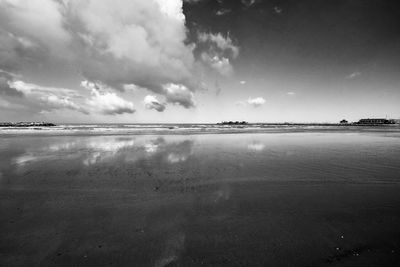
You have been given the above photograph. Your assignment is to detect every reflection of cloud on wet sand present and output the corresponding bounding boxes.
[83,139,135,166]
[247,142,265,151]
[166,140,193,163]
[125,137,193,164]
[11,136,194,168]
[167,154,187,163]
[82,138,136,165]
[155,232,186,267]
[13,154,43,166]
[12,137,136,167]
[214,184,231,203]
[144,143,159,154]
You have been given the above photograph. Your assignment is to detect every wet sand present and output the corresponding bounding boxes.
[1,132,400,266]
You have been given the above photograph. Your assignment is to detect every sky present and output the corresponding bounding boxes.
[0,0,399,123]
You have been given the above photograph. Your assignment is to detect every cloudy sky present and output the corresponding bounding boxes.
[1,0,399,123]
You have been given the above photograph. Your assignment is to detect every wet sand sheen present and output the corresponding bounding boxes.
[1,132,400,266]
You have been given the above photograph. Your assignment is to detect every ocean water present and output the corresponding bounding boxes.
[1,131,400,266]
[1,123,399,135]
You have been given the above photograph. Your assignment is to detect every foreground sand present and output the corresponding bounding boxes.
[1,132,400,266]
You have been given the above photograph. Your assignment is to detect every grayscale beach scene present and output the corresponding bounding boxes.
[1,0,400,266]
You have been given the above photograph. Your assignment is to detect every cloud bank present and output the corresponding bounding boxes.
[0,0,198,111]
[1,77,135,116]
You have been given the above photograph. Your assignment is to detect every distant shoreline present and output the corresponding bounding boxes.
[0,122,399,128]
[0,122,56,127]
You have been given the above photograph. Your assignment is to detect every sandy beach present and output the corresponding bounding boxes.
[1,131,400,266]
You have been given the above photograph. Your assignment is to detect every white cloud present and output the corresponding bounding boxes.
[236,97,267,108]
[0,0,70,49]
[201,53,233,76]
[9,80,88,114]
[286,92,295,96]
[347,71,361,79]
[163,83,195,108]
[198,32,239,76]
[240,80,246,85]
[0,71,23,97]
[81,81,136,115]
[87,90,135,115]
[198,32,239,58]
[155,0,185,21]
[6,78,135,116]
[0,0,198,109]
[40,95,87,114]
[144,95,166,112]
[247,97,266,107]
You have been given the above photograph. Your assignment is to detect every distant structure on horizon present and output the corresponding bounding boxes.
[340,119,348,124]
[0,122,56,127]
[219,121,248,125]
[356,118,395,125]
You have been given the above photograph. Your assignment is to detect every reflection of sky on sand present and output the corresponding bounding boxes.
[165,140,193,163]
[12,138,136,167]
[4,133,400,185]
[82,138,136,165]
[123,137,194,165]
[155,231,186,267]
[9,136,194,169]
[1,133,400,266]
[247,142,266,151]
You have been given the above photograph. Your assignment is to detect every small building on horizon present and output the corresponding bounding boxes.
[357,118,395,125]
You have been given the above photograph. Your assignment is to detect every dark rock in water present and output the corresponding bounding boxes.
[0,122,56,127]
